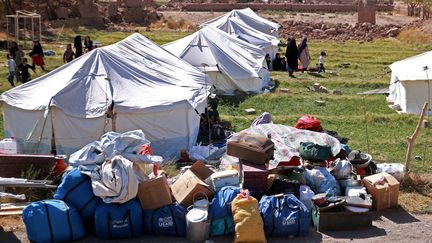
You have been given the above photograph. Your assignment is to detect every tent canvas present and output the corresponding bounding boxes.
[200,8,280,38]
[205,16,280,59]
[387,50,432,115]
[1,33,210,159]
[163,26,268,95]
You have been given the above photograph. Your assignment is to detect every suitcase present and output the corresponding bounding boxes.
[94,199,143,239]
[23,199,86,243]
[210,170,240,191]
[242,161,268,193]
[227,132,274,164]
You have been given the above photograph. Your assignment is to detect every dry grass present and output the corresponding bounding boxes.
[150,17,197,31]
[399,173,432,213]
[397,28,432,45]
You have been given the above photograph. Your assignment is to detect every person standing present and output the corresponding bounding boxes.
[272,53,284,71]
[63,44,75,63]
[9,42,18,59]
[18,58,35,83]
[29,40,45,71]
[297,37,311,72]
[74,35,83,58]
[84,36,93,53]
[285,37,298,78]
[15,45,24,66]
[318,51,327,73]
[6,54,16,87]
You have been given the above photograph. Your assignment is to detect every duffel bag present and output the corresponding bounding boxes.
[232,190,266,243]
[23,199,86,243]
[259,194,310,237]
[94,199,143,239]
[209,186,240,236]
[54,168,101,220]
[143,202,187,236]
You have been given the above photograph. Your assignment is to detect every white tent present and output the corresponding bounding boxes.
[387,51,432,115]
[200,8,280,38]
[205,16,280,59]
[1,33,210,159]
[163,26,267,95]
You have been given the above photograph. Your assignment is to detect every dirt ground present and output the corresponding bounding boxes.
[161,11,418,26]
[1,206,432,242]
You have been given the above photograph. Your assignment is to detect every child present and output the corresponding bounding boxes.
[318,51,326,73]
[18,58,35,83]
[63,44,75,63]
[6,54,16,87]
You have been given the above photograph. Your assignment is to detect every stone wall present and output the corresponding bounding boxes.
[182,3,393,12]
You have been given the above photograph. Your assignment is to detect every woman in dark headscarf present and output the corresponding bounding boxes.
[74,35,83,57]
[298,37,311,72]
[29,40,45,71]
[285,37,298,77]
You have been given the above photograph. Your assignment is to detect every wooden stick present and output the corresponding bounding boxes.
[405,102,429,172]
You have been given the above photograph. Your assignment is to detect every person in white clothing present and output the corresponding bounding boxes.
[6,54,16,87]
[318,51,327,73]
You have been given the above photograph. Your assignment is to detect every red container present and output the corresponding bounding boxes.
[54,155,68,175]
[242,161,268,193]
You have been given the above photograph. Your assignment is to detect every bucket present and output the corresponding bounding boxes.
[186,207,210,243]
[0,138,17,154]
[54,155,68,175]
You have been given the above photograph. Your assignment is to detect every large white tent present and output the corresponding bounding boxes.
[1,33,210,159]
[163,26,267,95]
[387,51,432,115]
[205,16,280,59]
[200,8,280,38]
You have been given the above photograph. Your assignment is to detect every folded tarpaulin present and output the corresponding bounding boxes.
[238,124,341,169]
[91,155,145,204]
[69,130,163,172]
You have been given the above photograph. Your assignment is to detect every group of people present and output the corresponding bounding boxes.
[7,40,46,87]
[63,35,93,63]
[6,35,95,88]
[266,37,327,77]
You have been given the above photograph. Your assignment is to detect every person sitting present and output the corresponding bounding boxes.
[280,57,287,71]
[265,54,272,71]
[272,53,284,71]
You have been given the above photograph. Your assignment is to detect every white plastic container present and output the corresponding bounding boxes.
[0,138,17,154]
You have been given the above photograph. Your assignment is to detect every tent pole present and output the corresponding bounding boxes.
[362,95,371,154]
[201,63,211,151]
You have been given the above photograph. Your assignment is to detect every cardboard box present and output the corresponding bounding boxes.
[363,172,400,211]
[171,169,213,207]
[189,160,214,182]
[138,176,173,210]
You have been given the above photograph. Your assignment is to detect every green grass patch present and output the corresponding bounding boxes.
[1,29,432,172]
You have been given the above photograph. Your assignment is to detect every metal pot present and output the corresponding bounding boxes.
[186,208,210,243]
[338,179,362,191]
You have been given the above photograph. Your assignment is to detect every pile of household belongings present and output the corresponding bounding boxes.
[22,115,405,242]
